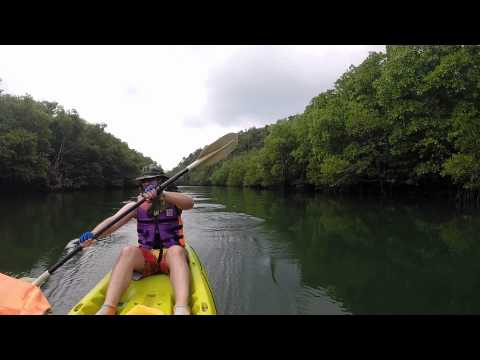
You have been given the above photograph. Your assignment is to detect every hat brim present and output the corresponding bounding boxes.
[134,174,169,182]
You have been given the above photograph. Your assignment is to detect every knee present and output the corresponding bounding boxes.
[168,245,186,260]
[120,245,138,261]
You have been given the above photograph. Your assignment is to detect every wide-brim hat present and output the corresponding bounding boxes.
[134,166,169,182]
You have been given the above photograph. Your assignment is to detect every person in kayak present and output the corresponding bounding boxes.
[78,166,194,315]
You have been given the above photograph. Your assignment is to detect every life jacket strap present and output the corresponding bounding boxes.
[138,218,180,224]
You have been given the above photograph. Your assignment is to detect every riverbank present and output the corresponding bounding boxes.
[175,182,480,209]
[168,47,480,201]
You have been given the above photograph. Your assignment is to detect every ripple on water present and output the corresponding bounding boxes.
[191,197,212,202]
[183,211,264,232]
[295,285,350,315]
[191,203,226,211]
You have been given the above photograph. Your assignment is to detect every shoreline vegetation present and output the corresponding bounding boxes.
[167,46,480,208]
[0,81,160,193]
[2,45,480,207]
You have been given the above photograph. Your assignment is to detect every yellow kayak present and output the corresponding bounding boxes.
[68,243,216,315]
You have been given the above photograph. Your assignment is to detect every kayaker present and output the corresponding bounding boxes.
[78,166,194,315]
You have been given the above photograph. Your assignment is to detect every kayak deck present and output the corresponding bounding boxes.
[68,243,216,315]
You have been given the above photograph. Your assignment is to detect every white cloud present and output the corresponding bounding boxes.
[0,45,385,170]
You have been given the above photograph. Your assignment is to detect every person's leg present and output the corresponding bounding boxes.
[96,246,145,315]
[165,245,191,315]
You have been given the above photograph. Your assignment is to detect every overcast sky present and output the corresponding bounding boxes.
[0,45,385,170]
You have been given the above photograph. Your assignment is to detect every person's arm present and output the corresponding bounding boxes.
[139,186,194,210]
[163,191,194,210]
[79,201,138,248]
[92,201,138,237]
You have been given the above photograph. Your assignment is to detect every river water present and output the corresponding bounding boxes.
[1,186,480,314]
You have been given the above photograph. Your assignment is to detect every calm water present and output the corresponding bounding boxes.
[1,186,480,314]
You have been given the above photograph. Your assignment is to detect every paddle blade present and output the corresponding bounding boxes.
[196,133,238,168]
[0,273,51,315]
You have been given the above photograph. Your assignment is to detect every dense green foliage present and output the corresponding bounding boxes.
[0,82,157,191]
[171,46,480,197]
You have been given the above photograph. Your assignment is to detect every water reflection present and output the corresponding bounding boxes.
[195,186,480,314]
[2,186,480,314]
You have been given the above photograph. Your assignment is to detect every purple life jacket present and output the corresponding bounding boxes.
[136,202,183,249]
